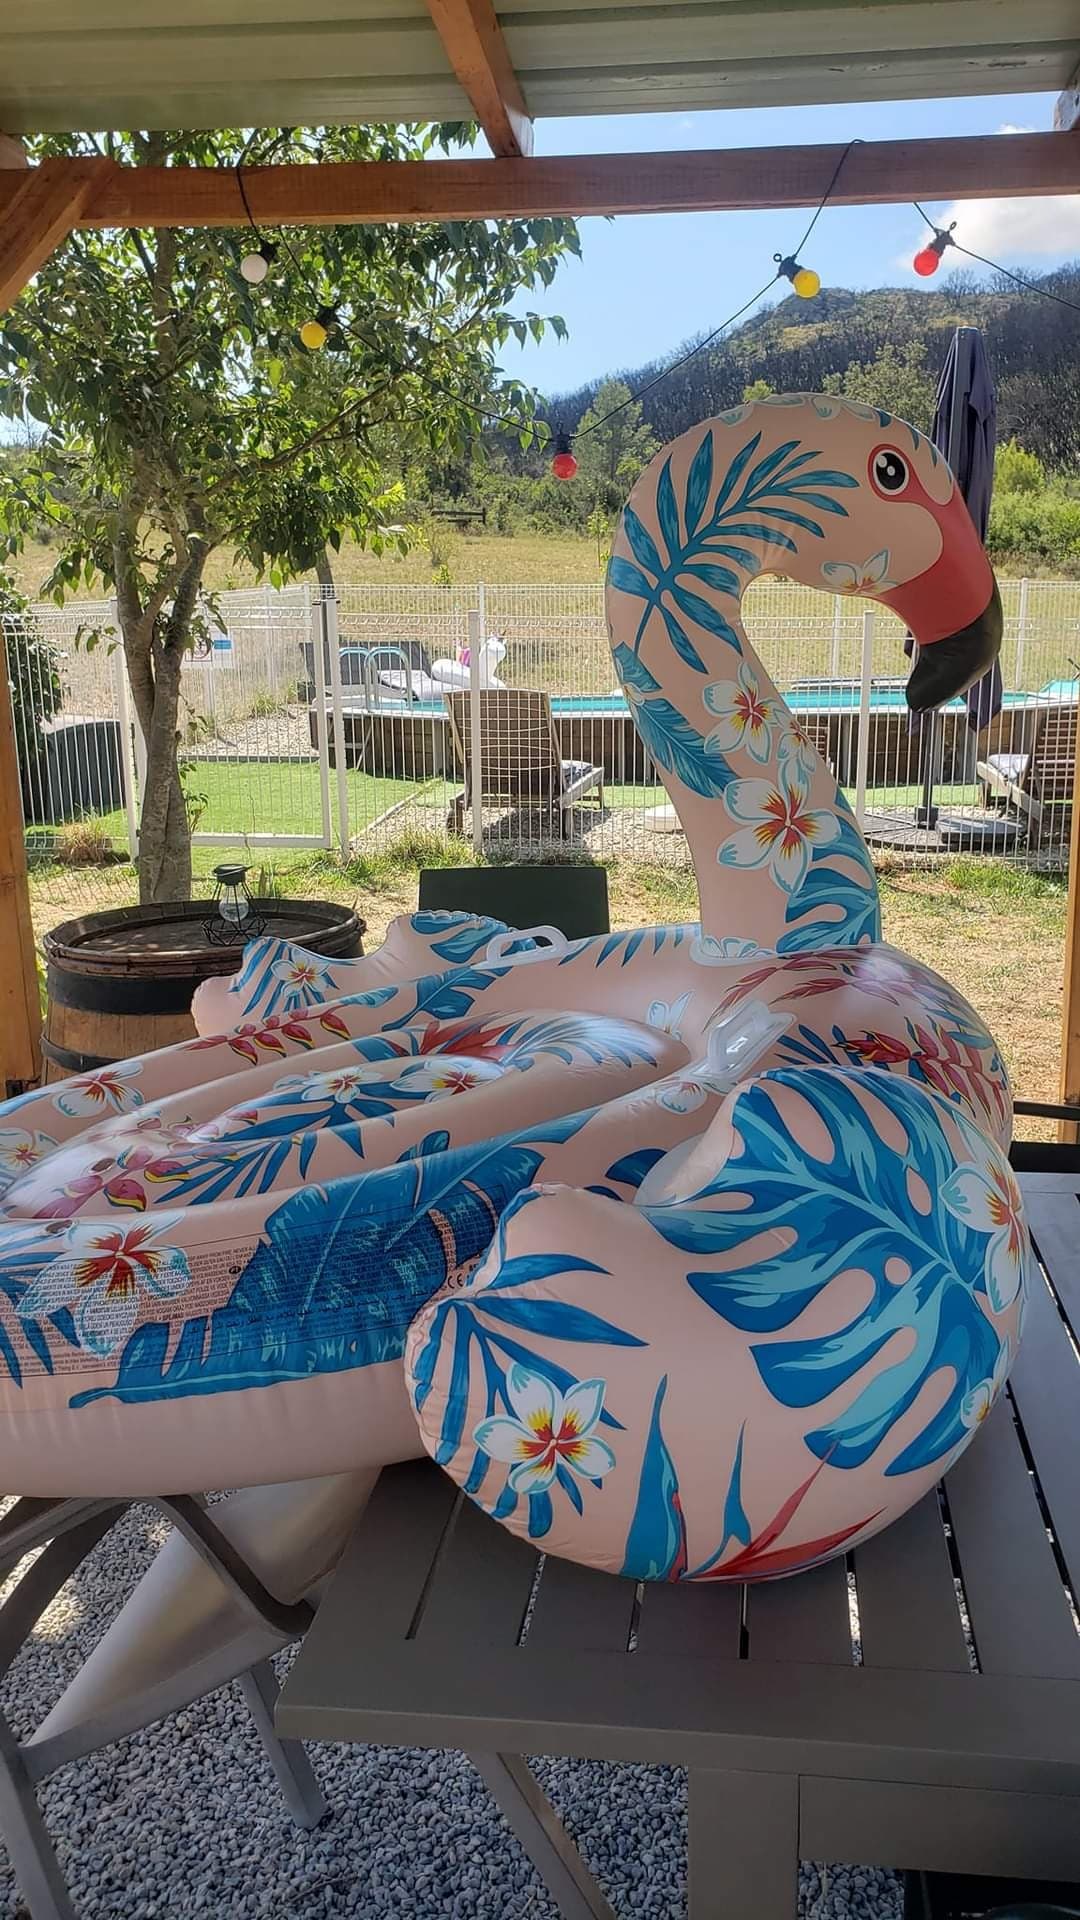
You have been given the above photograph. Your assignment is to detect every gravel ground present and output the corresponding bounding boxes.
[0,1508,904,1920]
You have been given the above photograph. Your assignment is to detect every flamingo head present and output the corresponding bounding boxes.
[751,399,1001,711]
[851,427,1000,711]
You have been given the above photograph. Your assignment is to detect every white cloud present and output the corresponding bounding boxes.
[934,123,1080,261]
[895,126,1080,268]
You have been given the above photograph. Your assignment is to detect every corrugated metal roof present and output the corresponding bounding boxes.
[1,0,1076,133]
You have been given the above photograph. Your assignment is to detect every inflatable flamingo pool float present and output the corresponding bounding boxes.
[0,397,1031,1593]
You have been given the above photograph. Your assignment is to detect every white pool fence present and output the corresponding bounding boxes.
[7,575,1078,934]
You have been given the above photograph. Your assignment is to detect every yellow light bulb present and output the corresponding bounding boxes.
[792,267,820,299]
[299,318,328,351]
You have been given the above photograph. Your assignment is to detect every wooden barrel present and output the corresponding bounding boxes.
[42,899,365,1081]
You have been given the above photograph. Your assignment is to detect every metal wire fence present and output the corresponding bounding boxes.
[8,575,1079,941]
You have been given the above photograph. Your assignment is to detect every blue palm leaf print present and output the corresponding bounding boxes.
[641,1066,1015,1476]
[778,811,881,952]
[607,424,859,686]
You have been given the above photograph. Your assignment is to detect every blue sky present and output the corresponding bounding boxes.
[500,91,1080,398]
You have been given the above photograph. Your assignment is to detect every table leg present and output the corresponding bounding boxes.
[469,1751,618,1920]
[688,1769,799,1919]
[239,1662,327,1829]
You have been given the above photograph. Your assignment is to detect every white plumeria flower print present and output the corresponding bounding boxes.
[720,761,840,895]
[777,719,820,784]
[689,932,762,966]
[0,1129,57,1196]
[821,550,896,595]
[941,1155,1027,1312]
[268,952,336,1000]
[702,662,782,765]
[54,1063,144,1119]
[18,1219,192,1357]
[272,1062,392,1104]
[961,1337,1012,1431]
[646,992,692,1040]
[391,1058,505,1100]
[474,1364,616,1496]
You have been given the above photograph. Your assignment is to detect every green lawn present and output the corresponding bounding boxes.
[27,758,426,851]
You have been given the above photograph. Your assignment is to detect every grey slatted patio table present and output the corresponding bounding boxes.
[278,1169,1080,1919]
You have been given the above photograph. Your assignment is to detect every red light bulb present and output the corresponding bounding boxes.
[913,246,941,277]
[551,442,577,480]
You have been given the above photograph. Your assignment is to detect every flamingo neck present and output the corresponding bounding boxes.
[622,580,879,955]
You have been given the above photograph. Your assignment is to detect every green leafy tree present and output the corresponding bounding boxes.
[822,338,935,428]
[572,379,659,512]
[0,128,577,900]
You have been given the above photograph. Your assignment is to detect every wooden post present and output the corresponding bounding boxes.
[1058,711,1080,1142]
[0,627,41,1095]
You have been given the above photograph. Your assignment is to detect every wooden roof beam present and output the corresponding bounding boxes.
[1,132,1076,235]
[424,0,532,158]
[0,154,113,311]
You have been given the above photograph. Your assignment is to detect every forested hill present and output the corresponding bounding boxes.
[543,268,1080,468]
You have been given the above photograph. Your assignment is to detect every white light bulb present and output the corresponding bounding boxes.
[240,250,270,286]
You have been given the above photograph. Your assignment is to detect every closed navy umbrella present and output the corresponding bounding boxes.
[931,326,1001,733]
[913,326,1001,833]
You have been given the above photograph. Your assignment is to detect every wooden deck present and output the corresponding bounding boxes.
[279,1168,1080,1917]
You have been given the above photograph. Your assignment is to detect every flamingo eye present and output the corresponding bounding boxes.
[872,448,910,495]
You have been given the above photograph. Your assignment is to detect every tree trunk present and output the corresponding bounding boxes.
[315,547,336,594]
[115,534,208,905]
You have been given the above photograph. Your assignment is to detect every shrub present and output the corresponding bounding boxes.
[994,439,1045,495]
[54,818,116,867]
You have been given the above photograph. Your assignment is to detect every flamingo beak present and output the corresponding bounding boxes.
[905,577,1002,712]
[875,488,1002,712]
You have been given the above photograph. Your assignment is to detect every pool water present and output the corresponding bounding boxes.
[386,681,1066,721]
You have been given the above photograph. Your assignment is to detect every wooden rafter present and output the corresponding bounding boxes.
[424,0,532,159]
[1,133,1079,246]
[0,154,113,312]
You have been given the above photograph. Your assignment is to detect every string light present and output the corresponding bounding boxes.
[775,254,821,299]
[240,242,277,285]
[910,200,1080,314]
[230,138,860,465]
[299,306,339,351]
[912,222,955,278]
[550,431,578,480]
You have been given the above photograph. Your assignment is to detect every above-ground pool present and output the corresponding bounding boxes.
[311,678,1076,786]
[359,679,1070,722]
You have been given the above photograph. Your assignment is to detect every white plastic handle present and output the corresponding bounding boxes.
[483,925,569,964]
[701,999,792,1088]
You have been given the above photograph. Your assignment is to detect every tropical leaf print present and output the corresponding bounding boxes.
[411,1190,645,1534]
[382,964,514,1030]
[611,646,734,798]
[69,1111,597,1411]
[608,429,858,673]
[621,1376,687,1579]
[411,912,536,965]
[777,809,881,952]
[641,1066,1023,1476]
[0,1219,81,1385]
